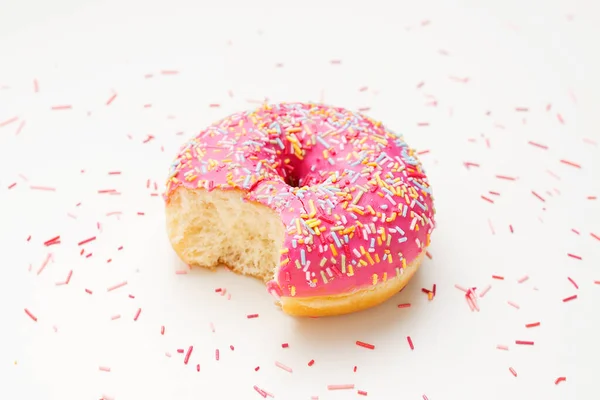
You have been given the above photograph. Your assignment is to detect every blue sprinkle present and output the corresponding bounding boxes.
[331,232,342,248]
[398,237,408,243]
[370,238,375,248]
[301,249,306,265]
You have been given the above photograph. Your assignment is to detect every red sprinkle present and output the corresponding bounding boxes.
[531,191,546,202]
[525,322,540,328]
[567,253,582,260]
[133,308,142,321]
[407,336,414,350]
[184,346,193,364]
[78,236,96,246]
[160,326,165,335]
[24,308,38,322]
[308,359,315,366]
[247,313,259,319]
[358,390,368,396]
[555,377,566,385]
[44,236,60,246]
[356,341,375,350]
[85,289,93,294]
[281,343,289,348]
[196,364,200,372]
[397,303,411,308]
[492,275,504,280]
[568,277,579,289]
[255,366,260,371]
[509,367,518,377]
[563,295,577,302]
[515,340,534,346]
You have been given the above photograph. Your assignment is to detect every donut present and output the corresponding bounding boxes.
[164,102,435,317]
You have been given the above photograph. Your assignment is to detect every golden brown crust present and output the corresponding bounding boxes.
[278,251,425,317]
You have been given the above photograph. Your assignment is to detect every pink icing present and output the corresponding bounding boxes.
[165,103,435,299]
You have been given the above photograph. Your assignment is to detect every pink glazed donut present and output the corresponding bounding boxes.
[164,102,435,317]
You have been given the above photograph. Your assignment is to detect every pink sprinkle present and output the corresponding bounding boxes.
[479,285,492,298]
[525,322,540,328]
[358,390,368,396]
[275,361,292,373]
[196,364,200,372]
[107,281,127,292]
[507,301,520,309]
[253,386,267,398]
[106,93,117,106]
[99,366,111,372]
[51,105,72,110]
[215,349,220,360]
[560,159,581,168]
[161,70,179,75]
[517,275,529,284]
[571,228,580,235]
[210,322,215,332]
[255,366,260,371]
[563,294,577,302]
[0,116,18,128]
[15,120,26,135]
[229,345,234,351]
[247,313,259,319]
[33,79,39,92]
[330,60,342,65]
[591,233,600,241]
[528,141,548,150]
[37,253,52,275]
[515,107,529,112]
[492,275,504,280]
[175,270,187,275]
[281,343,289,348]
[161,326,165,335]
[209,103,221,108]
[327,384,355,390]
[133,308,142,321]
[509,367,518,377]
[515,340,534,346]
[111,314,121,321]
[567,277,579,289]
[454,284,468,292]
[30,186,56,191]
[24,308,38,322]
[496,345,509,351]
[555,377,567,385]
[407,336,414,350]
[567,253,582,260]
[85,289,93,295]
[308,359,315,366]
[481,195,494,204]
[417,122,430,127]
[488,219,496,235]
[557,113,565,124]
[547,170,561,180]
[397,303,411,308]
[496,175,517,181]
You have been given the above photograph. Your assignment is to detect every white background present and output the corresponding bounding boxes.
[1,0,599,399]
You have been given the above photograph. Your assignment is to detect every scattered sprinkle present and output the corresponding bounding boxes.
[275,361,292,373]
[525,322,540,328]
[24,308,38,322]
[356,341,375,350]
[407,336,414,350]
[327,384,355,391]
[555,377,566,385]
[509,367,518,377]
[562,295,577,302]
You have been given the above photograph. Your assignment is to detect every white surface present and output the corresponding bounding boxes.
[1,1,599,399]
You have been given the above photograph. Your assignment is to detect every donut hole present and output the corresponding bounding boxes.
[166,187,285,282]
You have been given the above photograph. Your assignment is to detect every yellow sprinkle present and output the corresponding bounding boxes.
[295,219,302,235]
[348,265,354,276]
[402,259,407,269]
[309,199,317,217]
[359,259,368,267]
[365,252,375,265]
[374,253,380,263]
[295,260,302,269]
[351,207,364,216]
[290,286,296,296]
[281,258,290,266]
[383,272,388,282]
[320,270,329,284]
[330,244,338,257]
[314,226,321,235]
[367,205,376,215]
[360,246,366,255]
[372,274,379,285]
[280,248,289,254]
[388,254,393,263]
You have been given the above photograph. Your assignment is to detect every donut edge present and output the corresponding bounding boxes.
[278,250,426,317]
